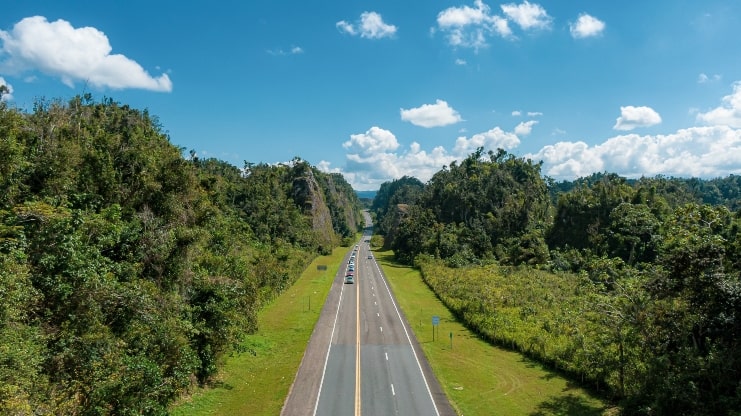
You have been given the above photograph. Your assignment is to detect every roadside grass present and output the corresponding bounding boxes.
[377,250,619,416]
[170,245,349,416]
[171,242,617,415]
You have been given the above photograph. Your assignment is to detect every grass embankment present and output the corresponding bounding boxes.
[377,251,617,416]
[170,245,348,416]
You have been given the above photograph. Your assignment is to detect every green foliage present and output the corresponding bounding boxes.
[378,148,550,266]
[0,96,360,414]
[371,175,424,235]
[378,161,741,413]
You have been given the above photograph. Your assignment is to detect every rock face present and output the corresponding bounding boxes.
[288,160,363,252]
[291,168,336,250]
[322,174,361,237]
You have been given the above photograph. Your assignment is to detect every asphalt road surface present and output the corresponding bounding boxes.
[282,216,455,416]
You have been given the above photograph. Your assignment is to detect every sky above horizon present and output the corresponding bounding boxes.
[2,1,741,190]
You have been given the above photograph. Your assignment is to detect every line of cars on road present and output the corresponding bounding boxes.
[344,243,374,284]
[344,245,359,284]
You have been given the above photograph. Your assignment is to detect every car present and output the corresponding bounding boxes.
[345,275,354,284]
[348,265,355,272]
[367,254,373,259]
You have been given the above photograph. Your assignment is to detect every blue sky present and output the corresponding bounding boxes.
[2,1,741,190]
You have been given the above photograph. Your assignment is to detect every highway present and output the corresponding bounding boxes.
[282,215,455,416]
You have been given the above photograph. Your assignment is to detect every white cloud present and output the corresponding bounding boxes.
[613,105,662,131]
[340,84,741,190]
[267,46,304,56]
[338,124,525,190]
[453,126,520,155]
[437,0,492,27]
[455,58,467,65]
[0,77,13,101]
[316,160,341,174]
[342,126,400,155]
[528,126,741,180]
[698,73,721,84]
[511,110,522,116]
[336,11,397,39]
[0,16,171,92]
[514,120,538,136]
[696,81,741,128]
[400,99,463,127]
[501,1,552,30]
[436,0,512,49]
[569,13,605,39]
[527,111,543,117]
[336,21,356,36]
[338,131,456,190]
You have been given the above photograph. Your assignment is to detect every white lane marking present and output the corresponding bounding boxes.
[377,264,441,416]
[313,273,347,416]
[385,352,389,361]
[380,326,383,332]
[377,313,380,317]
[391,384,396,396]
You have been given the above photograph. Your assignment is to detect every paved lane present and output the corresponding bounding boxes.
[283,215,455,416]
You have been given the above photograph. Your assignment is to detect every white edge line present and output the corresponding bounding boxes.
[312,274,346,416]
[376,262,441,416]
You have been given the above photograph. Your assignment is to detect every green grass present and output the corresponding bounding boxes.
[170,246,348,416]
[171,243,617,416]
[377,251,619,416]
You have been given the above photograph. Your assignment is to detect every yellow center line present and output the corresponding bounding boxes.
[355,260,361,416]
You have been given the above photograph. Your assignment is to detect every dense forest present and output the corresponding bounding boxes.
[372,148,741,415]
[0,95,362,414]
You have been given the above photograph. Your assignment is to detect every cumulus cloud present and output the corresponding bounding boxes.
[514,120,538,136]
[569,13,605,38]
[527,111,543,116]
[528,126,741,180]
[613,105,662,131]
[436,0,512,49]
[342,126,400,155]
[435,1,553,49]
[696,81,741,128]
[337,124,529,190]
[511,110,522,116]
[453,126,520,155]
[501,1,552,30]
[339,84,741,189]
[400,99,463,127]
[0,77,13,101]
[0,16,172,91]
[336,11,397,39]
[338,126,456,190]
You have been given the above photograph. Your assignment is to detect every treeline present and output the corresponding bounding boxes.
[372,148,741,415]
[0,95,361,414]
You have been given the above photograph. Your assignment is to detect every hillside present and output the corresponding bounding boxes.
[371,150,741,415]
[0,96,362,414]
